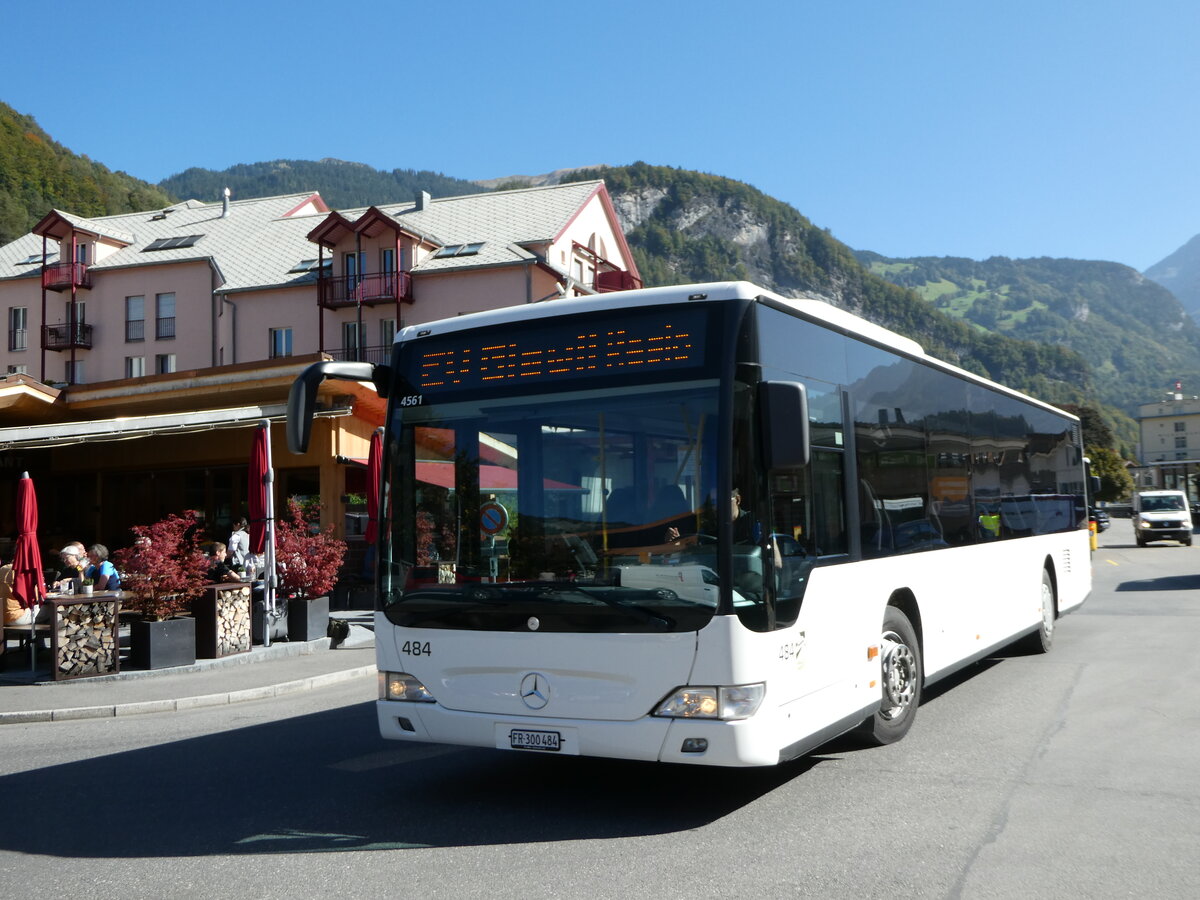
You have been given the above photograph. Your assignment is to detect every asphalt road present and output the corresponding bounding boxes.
[1,517,1196,899]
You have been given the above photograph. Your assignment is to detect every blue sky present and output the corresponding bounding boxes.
[3,0,1197,270]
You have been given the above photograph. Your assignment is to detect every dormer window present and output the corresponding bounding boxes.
[433,242,484,259]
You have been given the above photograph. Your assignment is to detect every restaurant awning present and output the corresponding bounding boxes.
[0,403,352,450]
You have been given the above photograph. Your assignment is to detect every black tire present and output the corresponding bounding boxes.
[1020,569,1056,655]
[1184,535,1193,547]
[1136,536,1146,547]
[856,606,922,746]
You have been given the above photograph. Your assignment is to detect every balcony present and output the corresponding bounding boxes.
[319,271,413,309]
[43,322,93,351]
[324,344,392,365]
[42,261,92,292]
[594,268,642,293]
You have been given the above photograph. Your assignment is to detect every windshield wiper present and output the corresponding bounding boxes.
[534,582,675,630]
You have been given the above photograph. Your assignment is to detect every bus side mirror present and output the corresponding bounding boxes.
[287,360,377,455]
[760,380,810,469]
[1089,475,1101,495]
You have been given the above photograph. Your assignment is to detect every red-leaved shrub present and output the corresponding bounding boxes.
[112,510,211,620]
[274,499,347,599]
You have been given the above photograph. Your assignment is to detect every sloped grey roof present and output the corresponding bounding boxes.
[0,193,328,291]
[0,180,607,290]
[45,209,137,245]
[333,181,605,275]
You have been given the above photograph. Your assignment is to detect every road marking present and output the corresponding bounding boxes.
[1105,559,1119,566]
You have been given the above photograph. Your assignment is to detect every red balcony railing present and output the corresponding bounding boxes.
[595,269,642,293]
[42,261,92,292]
[42,322,93,351]
[319,271,413,309]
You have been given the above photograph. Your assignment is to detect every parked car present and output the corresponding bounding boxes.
[1089,507,1111,533]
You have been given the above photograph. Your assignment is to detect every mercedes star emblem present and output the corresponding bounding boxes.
[520,672,550,710]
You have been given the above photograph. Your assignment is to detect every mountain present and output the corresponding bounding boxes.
[565,163,1094,412]
[474,166,605,190]
[852,252,1199,429]
[1144,234,1200,323]
[0,116,1124,439]
[0,101,174,245]
[158,159,483,208]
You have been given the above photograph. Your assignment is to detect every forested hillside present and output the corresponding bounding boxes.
[567,163,1094,414]
[0,108,1146,443]
[159,159,483,208]
[855,252,1200,423]
[0,102,174,244]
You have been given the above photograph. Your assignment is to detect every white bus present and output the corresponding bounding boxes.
[288,281,1092,767]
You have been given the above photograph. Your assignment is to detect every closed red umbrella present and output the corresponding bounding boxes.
[249,424,269,556]
[248,421,279,645]
[11,472,45,610]
[365,428,383,544]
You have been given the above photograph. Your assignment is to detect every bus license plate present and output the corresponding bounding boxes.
[510,729,561,752]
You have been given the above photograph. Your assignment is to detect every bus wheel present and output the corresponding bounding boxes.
[857,606,921,746]
[1021,569,1056,654]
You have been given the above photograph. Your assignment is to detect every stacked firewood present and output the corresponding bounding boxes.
[55,601,119,678]
[215,585,252,656]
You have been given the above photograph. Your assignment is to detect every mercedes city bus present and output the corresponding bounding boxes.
[287,281,1092,767]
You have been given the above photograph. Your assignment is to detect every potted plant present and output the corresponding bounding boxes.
[80,578,94,596]
[274,498,348,641]
[112,510,211,669]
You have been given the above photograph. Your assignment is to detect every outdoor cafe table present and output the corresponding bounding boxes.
[40,592,122,680]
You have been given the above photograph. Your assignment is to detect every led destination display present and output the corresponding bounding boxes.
[405,307,710,395]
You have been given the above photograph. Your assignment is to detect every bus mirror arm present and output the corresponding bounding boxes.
[287,360,378,455]
[760,381,810,469]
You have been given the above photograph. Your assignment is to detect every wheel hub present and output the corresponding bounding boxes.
[881,632,916,717]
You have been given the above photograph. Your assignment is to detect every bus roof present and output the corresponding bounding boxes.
[398,281,922,351]
[396,281,1078,423]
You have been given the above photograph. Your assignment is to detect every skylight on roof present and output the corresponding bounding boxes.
[289,258,331,273]
[144,235,203,252]
[433,242,484,259]
[17,252,55,266]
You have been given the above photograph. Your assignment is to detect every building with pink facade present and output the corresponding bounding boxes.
[0,181,640,559]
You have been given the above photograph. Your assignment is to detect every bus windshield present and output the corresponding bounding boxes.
[382,382,723,633]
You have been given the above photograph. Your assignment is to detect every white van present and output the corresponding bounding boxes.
[1132,490,1193,546]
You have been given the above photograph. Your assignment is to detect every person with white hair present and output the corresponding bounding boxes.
[51,543,87,593]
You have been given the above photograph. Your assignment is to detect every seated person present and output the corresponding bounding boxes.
[206,542,244,584]
[2,563,32,626]
[84,544,121,591]
[51,544,86,593]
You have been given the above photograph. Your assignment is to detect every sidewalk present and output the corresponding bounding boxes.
[0,615,377,725]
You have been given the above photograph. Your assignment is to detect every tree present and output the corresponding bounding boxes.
[1087,446,1134,503]
[112,510,211,620]
[274,499,348,599]
[1057,404,1115,449]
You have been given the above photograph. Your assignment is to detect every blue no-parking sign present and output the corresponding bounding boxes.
[479,501,509,535]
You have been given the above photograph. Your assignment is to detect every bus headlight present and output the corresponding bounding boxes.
[380,671,437,702]
[653,684,765,720]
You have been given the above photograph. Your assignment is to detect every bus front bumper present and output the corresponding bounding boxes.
[376,700,785,767]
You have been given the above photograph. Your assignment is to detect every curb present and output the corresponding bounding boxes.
[0,665,376,725]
